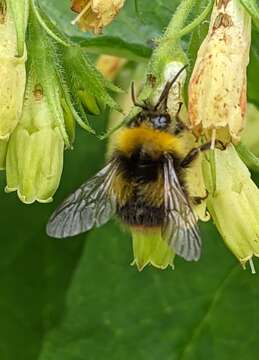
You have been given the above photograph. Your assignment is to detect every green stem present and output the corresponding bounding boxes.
[178,0,213,37]
[30,0,71,47]
[151,0,199,68]
[236,143,259,172]
[7,0,29,57]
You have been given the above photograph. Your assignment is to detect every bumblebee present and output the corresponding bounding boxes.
[47,65,212,261]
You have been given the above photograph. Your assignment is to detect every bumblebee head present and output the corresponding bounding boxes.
[128,111,171,131]
[130,64,187,131]
[149,113,171,130]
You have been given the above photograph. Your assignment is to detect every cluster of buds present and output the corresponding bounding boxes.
[71,0,125,34]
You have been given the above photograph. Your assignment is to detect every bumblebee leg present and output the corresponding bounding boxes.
[191,191,209,205]
[180,141,225,168]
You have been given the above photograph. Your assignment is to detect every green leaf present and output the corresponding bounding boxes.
[240,0,259,31]
[236,142,259,172]
[38,0,182,60]
[38,221,259,360]
[0,124,107,360]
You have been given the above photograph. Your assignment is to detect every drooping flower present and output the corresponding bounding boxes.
[71,0,125,34]
[188,0,251,143]
[131,227,175,271]
[5,83,64,204]
[203,144,259,269]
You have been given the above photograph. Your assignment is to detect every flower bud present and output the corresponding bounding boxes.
[78,90,102,115]
[0,2,26,139]
[188,0,251,143]
[203,144,259,267]
[131,227,175,271]
[5,85,64,204]
[71,0,125,34]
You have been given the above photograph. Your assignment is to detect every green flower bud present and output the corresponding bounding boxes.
[78,90,101,115]
[0,1,26,139]
[5,85,64,204]
[131,227,175,271]
[203,144,259,268]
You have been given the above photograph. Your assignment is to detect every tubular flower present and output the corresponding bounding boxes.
[203,144,259,268]
[0,1,26,140]
[131,227,175,271]
[188,0,251,143]
[71,0,125,34]
[5,84,64,204]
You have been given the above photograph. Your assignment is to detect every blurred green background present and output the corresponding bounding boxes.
[0,0,259,359]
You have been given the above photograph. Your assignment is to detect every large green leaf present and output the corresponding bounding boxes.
[0,124,106,360]
[39,221,259,360]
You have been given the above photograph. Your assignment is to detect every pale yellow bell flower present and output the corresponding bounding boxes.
[203,144,259,269]
[5,85,64,204]
[188,0,251,143]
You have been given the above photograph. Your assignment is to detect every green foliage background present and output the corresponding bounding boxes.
[0,0,259,359]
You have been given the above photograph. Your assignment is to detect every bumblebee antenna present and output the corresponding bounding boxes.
[154,64,188,111]
[131,82,150,111]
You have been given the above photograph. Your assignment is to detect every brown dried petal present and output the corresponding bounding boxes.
[71,0,125,34]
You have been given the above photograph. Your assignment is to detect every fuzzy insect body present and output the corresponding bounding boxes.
[47,65,203,262]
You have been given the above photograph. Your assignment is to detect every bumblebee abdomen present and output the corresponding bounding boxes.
[117,197,164,227]
[114,149,166,227]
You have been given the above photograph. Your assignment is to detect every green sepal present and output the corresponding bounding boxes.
[53,49,95,136]
[0,138,8,170]
[62,46,122,113]
[28,7,70,147]
[7,0,29,57]
[202,149,217,196]
[60,98,75,145]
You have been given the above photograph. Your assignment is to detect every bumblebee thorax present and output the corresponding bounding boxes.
[114,124,184,158]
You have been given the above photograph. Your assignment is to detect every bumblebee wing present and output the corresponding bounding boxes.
[162,154,201,261]
[46,160,118,238]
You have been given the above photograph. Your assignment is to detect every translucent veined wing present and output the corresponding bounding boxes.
[162,154,201,261]
[46,160,118,238]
